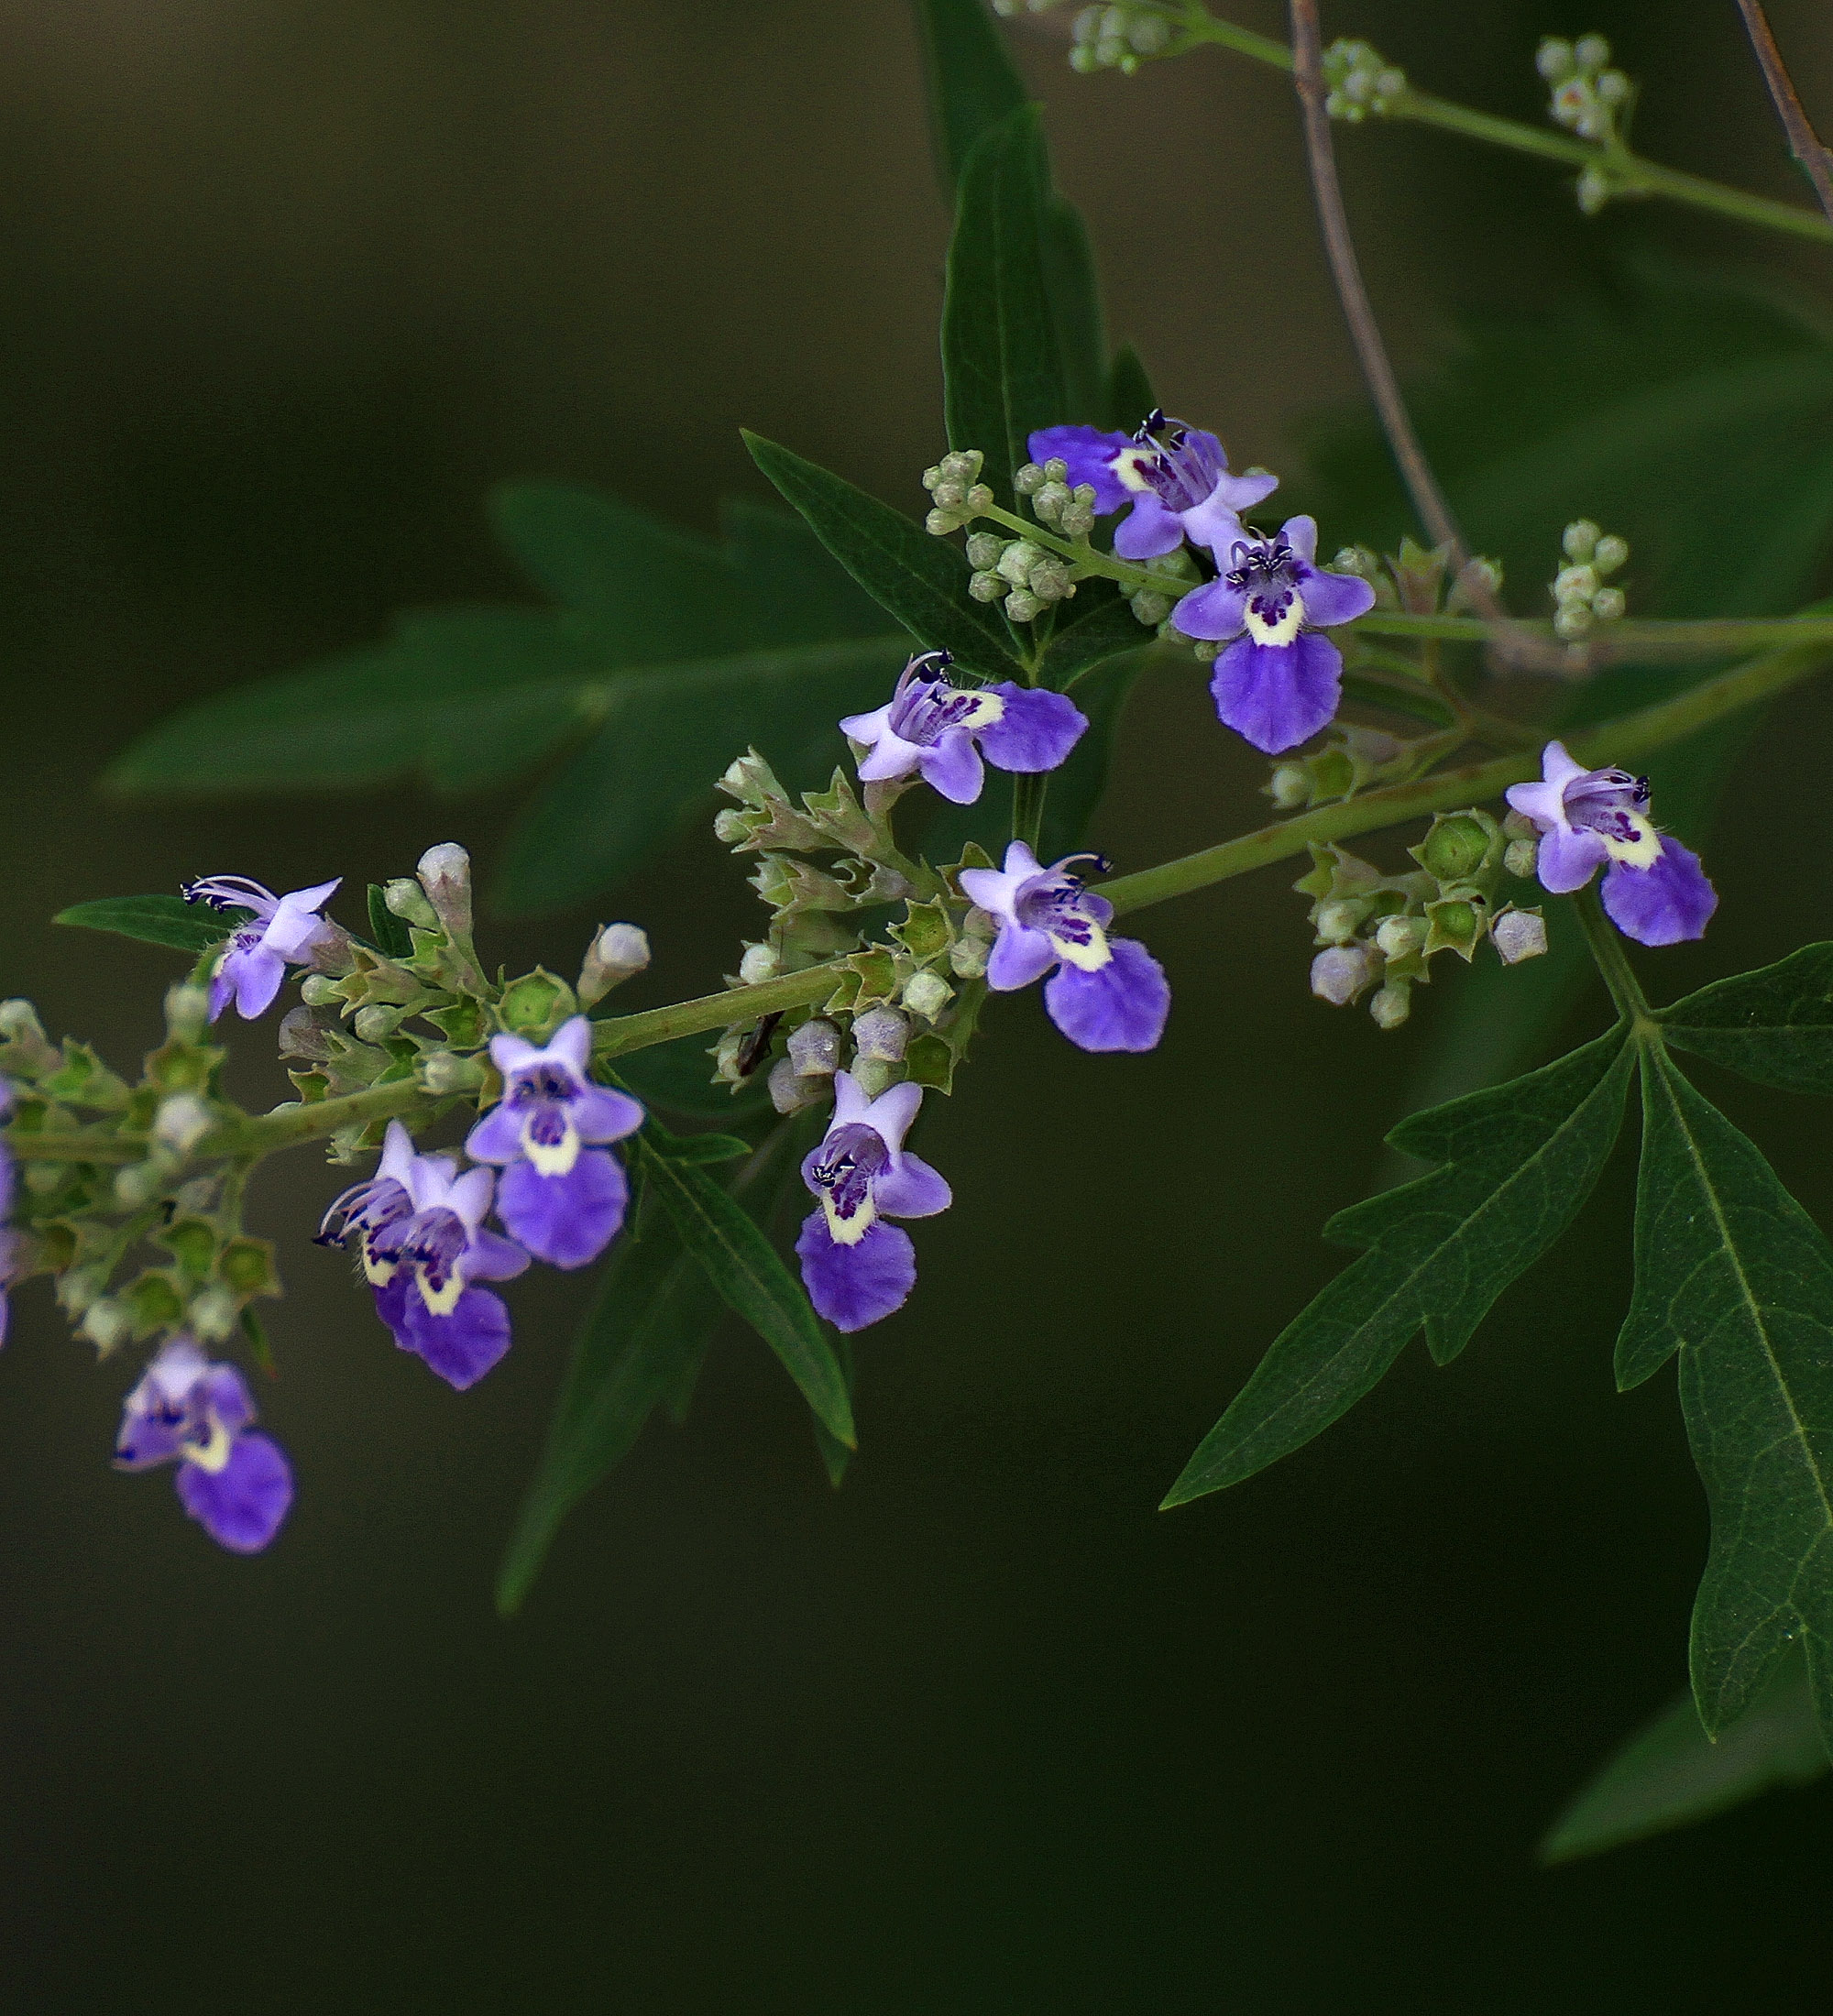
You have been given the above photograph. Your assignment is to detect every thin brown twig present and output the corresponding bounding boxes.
[1735,0,1833,232]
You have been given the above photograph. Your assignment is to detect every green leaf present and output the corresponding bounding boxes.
[497,1124,805,1615]
[943,105,1070,506]
[813,1331,858,1488]
[608,1030,774,1123]
[912,0,1026,197]
[636,1134,854,1448]
[1163,1029,1633,1508]
[660,1133,751,1167]
[745,431,1029,681]
[1658,941,1833,1096]
[1618,1044,1833,1742]
[108,484,904,911]
[490,636,906,915]
[54,893,251,955]
[1540,1652,1828,1866]
[366,884,414,961]
[1104,341,1156,433]
[1041,580,1148,687]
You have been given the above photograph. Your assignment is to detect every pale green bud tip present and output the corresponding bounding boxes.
[964,531,1006,570]
[82,1298,132,1353]
[737,943,779,987]
[1375,915,1427,960]
[1268,765,1310,810]
[384,878,438,928]
[1536,38,1575,82]
[420,1050,485,1095]
[1369,983,1411,1032]
[787,1018,840,1077]
[114,1164,164,1209]
[1129,590,1172,627]
[1314,899,1367,947]
[1591,586,1627,623]
[579,922,651,1004]
[851,1005,908,1062]
[1573,33,1610,71]
[417,842,470,889]
[1493,909,1549,965]
[1004,590,1044,623]
[1503,836,1541,882]
[1013,463,1047,496]
[969,571,1004,602]
[1561,520,1600,562]
[299,973,341,1007]
[163,983,213,1039]
[1593,533,1629,575]
[417,842,474,935]
[903,970,953,1020]
[1555,605,1595,641]
[153,1093,215,1155]
[190,1286,239,1342]
[949,936,989,979]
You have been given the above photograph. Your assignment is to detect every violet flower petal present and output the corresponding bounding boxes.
[1535,826,1611,895]
[1209,632,1343,754]
[985,925,1059,992]
[1292,564,1377,630]
[796,1214,916,1332]
[398,1286,513,1389]
[1601,838,1718,946]
[916,731,985,805]
[977,685,1087,774]
[1169,579,1248,641]
[1026,424,1136,513]
[1113,495,1187,560]
[497,1150,629,1269]
[230,947,288,1021]
[175,1432,293,1554]
[1043,937,1170,1052]
[873,1152,951,1219]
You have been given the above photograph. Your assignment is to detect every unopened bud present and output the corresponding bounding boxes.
[299,973,341,1007]
[1591,586,1626,623]
[1268,765,1310,811]
[965,531,1006,570]
[1504,836,1541,881]
[903,970,953,1020]
[1575,165,1612,215]
[1592,533,1628,575]
[1537,37,1575,81]
[1562,520,1600,563]
[114,1163,165,1209]
[578,922,651,1005]
[0,999,59,1074]
[1004,590,1043,623]
[189,1286,239,1342]
[1369,983,1412,1031]
[849,1056,904,1101]
[1311,945,1380,1007]
[1492,908,1550,965]
[949,936,989,979]
[1573,33,1610,71]
[81,1298,131,1355]
[738,943,779,986]
[787,1018,840,1077]
[969,570,1004,602]
[352,1003,402,1044]
[767,1058,827,1116]
[1314,899,1368,947]
[1013,462,1047,496]
[1129,589,1172,627]
[1375,915,1427,960]
[1416,813,1493,882]
[160,983,213,1042]
[851,1005,908,1061]
[719,749,785,806]
[1555,604,1595,641]
[153,1094,215,1155]
[379,878,435,932]
[416,843,474,939]
[1553,564,1599,605]
[421,1049,485,1095]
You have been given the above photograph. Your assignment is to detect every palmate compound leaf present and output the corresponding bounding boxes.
[105,484,907,915]
[1161,1029,1634,1507]
[496,1122,805,1616]
[1657,940,1833,1095]
[1619,1043,1833,1747]
[1540,1649,1827,1866]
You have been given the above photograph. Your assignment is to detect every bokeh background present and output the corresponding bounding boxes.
[3,2,1833,2007]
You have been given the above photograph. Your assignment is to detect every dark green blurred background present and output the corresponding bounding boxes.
[4,2,1833,2007]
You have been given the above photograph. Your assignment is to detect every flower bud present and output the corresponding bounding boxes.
[1537,37,1575,81]
[577,922,651,1006]
[1592,533,1628,575]
[903,970,953,1020]
[0,999,59,1075]
[1591,586,1626,623]
[996,540,1043,586]
[379,878,435,931]
[1503,836,1541,881]
[969,570,1004,602]
[1369,983,1412,1031]
[1310,945,1381,1007]
[949,936,989,979]
[1575,165,1612,215]
[851,1004,908,1061]
[1013,462,1047,495]
[189,1286,239,1342]
[849,1056,905,1101]
[81,1297,131,1355]
[738,943,779,986]
[1573,33,1610,71]
[420,1049,485,1095]
[1374,915,1427,961]
[1314,899,1369,947]
[1004,590,1044,623]
[1555,604,1595,641]
[164,983,213,1042]
[1415,812,1493,882]
[1268,765,1310,811]
[1129,589,1172,627]
[787,1017,840,1077]
[1492,908,1550,965]
[1553,563,1598,605]
[719,749,786,807]
[299,973,341,1007]
[499,969,576,1036]
[114,1163,165,1209]
[768,1057,828,1116]
[1562,520,1600,563]
[153,1093,215,1156]
[965,531,1006,570]
[417,843,474,939]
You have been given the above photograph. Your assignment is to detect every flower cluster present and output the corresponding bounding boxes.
[1550,520,1629,642]
[1538,34,1632,213]
[1323,39,1408,122]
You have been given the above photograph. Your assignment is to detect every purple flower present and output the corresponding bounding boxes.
[182,874,342,1021]
[840,650,1087,805]
[1505,741,1718,947]
[337,1123,531,1388]
[959,842,1169,1053]
[1170,516,1376,754]
[114,1336,294,1553]
[1029,411,1279,561]
[796,1073,950,1332]
[466,1016,644,1269]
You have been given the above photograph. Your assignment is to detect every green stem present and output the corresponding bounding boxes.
[1013,773,1048,851]
[1571,882,1657,1028]
[1174,10,1833,246]
[212,1076,431,1157]
[1099,636,1832,915]
[590,961,850,1060]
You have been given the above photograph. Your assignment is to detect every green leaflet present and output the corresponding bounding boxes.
[1618,1044,1833,1744]
[1540,1651,1828,1865]
[636,1130,854,1449]
[495,1124,803,1616]
[1162,1029,1633,1508]
[1658,940,1833,1095]
[106,486,903,914]
[912,0,1026,197]
[55,893,250,955]
[744,432,1029,682]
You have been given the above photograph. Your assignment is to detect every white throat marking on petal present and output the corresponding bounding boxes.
[521,1114,582,1178]
[1049,920,1113,973]
[1599,811,1663,871]
[1113,445,1158,494]
[1244,591,1306,648]
[822,1193,877,1247]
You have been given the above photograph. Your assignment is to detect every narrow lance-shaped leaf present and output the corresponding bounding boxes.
[1657,940,1833,1095]
[1163,1029,1634,1507]
[636,1132,855,1448]
[54,893,251,955]
[1539,1651,1828,1866]
[943,105,1070,506]
[744,431,1029,683]
[1617,1044,1833,1744]
[496,1123,804,1616]
[912,0,1026,197]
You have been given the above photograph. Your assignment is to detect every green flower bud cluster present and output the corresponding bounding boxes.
[1551,519,1629,641]
[922,449,994,535]
[1266,723,1438,813]
[1060,4,1175,75]
[711,754,990,1110]
[1330,538,1503,619]
[1538,36,1632,212]
[1128,543,1199,630]
[1299,809,1547,1032]
[1323,39,1407,122]
[1,989,280,1362]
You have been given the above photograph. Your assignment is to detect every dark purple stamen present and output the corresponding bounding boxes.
[1129,411,1225,512]
[810,1123,889,1224]
[407,1209,469,1293]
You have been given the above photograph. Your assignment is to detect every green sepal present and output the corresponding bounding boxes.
[126,1271,186,1336]
[40,1042,132,1112]
[1163,1029,1634,1507]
